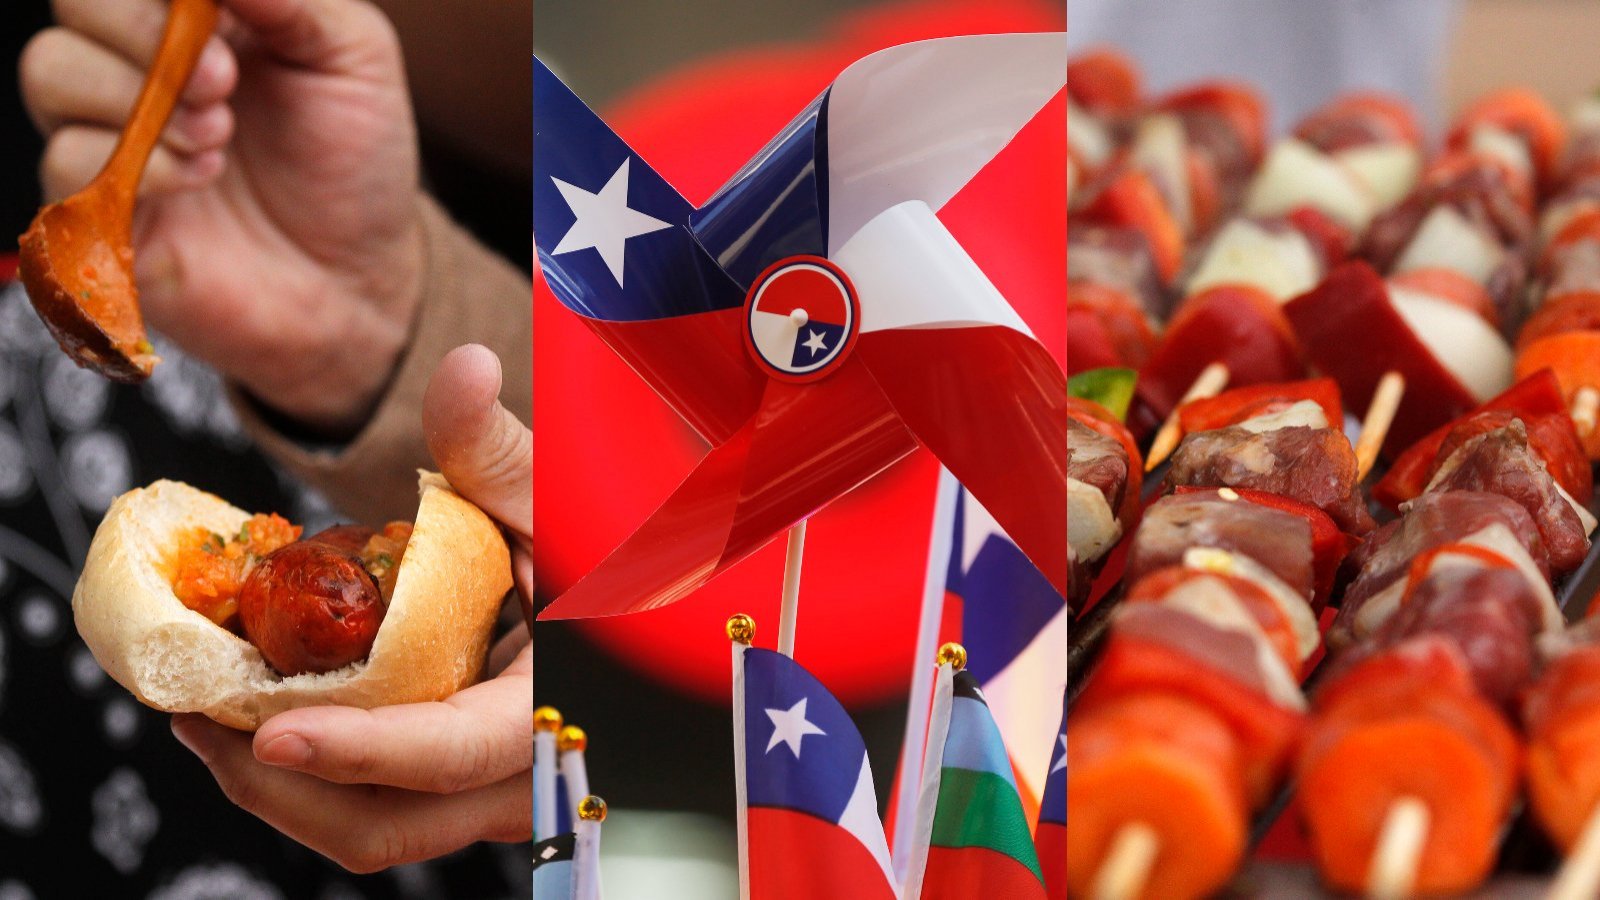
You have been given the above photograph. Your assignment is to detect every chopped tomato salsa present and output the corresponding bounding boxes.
[165,514,301,628]
[359,522,414,602]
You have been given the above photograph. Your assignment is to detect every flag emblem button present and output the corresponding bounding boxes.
[743,256,859,382]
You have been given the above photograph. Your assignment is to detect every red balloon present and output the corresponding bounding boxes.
[532,0,1066,704]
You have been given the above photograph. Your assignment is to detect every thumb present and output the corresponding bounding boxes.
[423,345,532,539]
[222,0,397,71]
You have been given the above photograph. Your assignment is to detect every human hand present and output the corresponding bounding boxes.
[21,0,425,433]
[171,344,535,871]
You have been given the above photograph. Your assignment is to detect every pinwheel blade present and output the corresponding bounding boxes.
[824,32,1067,253]
[534,58,758,443]
[837,200,1067,592]
[539,361,918,619]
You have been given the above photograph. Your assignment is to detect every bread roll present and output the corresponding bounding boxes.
[73,471,512,730]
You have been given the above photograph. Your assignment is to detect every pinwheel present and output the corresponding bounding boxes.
[533,34,1067,618]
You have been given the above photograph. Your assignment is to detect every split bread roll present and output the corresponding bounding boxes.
[73,471,513,730]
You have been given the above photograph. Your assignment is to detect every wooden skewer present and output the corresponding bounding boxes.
[1355,371,1406,481]
[1091,822,1160,900]
[1572,386,1599,437]
[1145,362,1230,472]
[1548,802,1600,900]
[1367,796,1429,900]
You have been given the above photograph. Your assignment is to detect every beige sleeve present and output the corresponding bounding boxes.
[230,195,532,525]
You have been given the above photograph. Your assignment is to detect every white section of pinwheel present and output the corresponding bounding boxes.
[835,200,1032,336]
[823,32,1067,254]
[550,158,673,288]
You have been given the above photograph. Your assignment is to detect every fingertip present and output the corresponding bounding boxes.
[424,345,504,446]
[447,344,504,398]
[255,732,313,768]
[188,36,238,104]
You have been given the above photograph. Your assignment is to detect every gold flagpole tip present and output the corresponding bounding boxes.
[578,795,608,822]
[726,613,756,645]
[936,642,968,671]
[558,724,588,752]
[534,706,564,732]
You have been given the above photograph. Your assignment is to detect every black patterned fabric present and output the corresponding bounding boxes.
[0,280,528,898]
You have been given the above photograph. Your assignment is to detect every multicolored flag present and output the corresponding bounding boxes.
[941,487,1068,814]
[733,643,897,900]
[533,35,1069,621]
[1037,690,1066,900]
[892,471,1068,873]
[903,654,1047,900]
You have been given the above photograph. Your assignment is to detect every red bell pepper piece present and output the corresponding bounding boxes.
[1176,377,1344,437]
[1284,261,1478,455]
[1136,284,1305,425]
[1067,281,1156,374]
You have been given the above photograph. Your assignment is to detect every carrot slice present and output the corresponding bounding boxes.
[1516,332,1600,457]
[1067,692,1248,900]
[1519,291,1600,350]
[1524,647,1600,850]
[1077,634,1304,804]
[1448,87,1569,189]
[1300,712,1513,894]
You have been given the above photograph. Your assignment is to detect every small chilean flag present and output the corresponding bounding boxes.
[904,666,1046,900]
[1037,690,1066,900]
[734,646,898,900]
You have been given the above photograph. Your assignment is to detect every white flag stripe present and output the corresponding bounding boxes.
[835,201,1032,337]
[824,33,1068,255]
[981,607,1070,802]
[838,753,900,893]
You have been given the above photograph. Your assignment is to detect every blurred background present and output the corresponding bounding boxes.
[0,0,529,896]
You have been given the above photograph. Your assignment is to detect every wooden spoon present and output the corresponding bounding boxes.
[17,0,218,383]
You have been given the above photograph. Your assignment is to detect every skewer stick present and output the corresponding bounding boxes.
[1367,796,1429,900]
[776,520,807,658]
[1091,822,1160,900]
[1355,371,1406,481]
[1145,362,1230,472]
[1548,802,1600,900]
[1572,386,1599,437]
